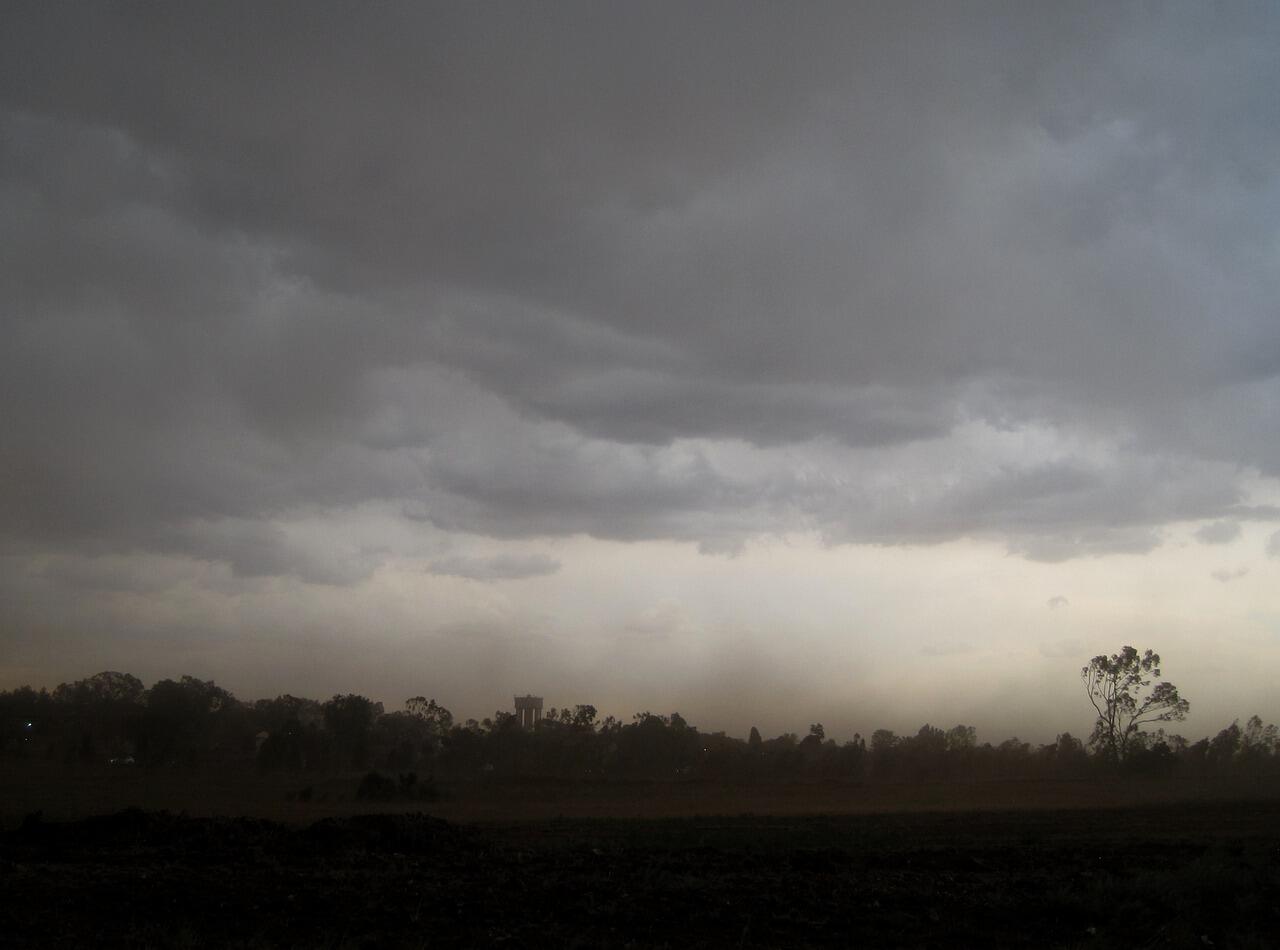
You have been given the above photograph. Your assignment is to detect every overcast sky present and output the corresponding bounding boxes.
[3,3,1278,742]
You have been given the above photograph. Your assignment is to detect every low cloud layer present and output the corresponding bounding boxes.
[1210,567,1249,584]
[1196,521,1243,545]
[427,554,561,582]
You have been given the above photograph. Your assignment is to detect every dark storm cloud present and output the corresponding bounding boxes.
[163,518,385,587]
[3,2,1280,582]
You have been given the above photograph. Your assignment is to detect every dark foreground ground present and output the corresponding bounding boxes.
[3,801,1279,949]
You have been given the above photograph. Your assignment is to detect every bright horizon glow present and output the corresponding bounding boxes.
[6,517,1278,746]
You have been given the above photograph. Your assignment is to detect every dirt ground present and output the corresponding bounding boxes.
[3,798,1279,948]
[4,760,1278,825]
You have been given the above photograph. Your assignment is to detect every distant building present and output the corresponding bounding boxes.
[513,694,543,729]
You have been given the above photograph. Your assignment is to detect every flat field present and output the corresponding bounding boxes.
[4,759,1279,824]
[2,765,1279,948]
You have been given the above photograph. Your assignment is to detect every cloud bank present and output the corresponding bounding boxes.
[2,2,1279,588]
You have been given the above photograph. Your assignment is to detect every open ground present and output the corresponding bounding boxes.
[3,767,1279,948]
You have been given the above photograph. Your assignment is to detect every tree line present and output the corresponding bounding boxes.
[1,649,1276,784]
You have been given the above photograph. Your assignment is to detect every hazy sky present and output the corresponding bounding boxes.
[3,3,1279,742]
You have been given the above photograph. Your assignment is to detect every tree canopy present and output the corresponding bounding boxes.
[1082,646,1189,763]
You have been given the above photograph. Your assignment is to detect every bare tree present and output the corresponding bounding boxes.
[1081,646,1189,763]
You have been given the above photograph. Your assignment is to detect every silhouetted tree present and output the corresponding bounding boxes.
[798,725,828,774]
[439,719,486,774]
[136,676,237,765]
[867,729,901,779]
[322,694,381,770]
[405,696,453,733]
[373,712,428,771]
[10,665,1280,788]
[903,724,948,780]
[254,694,322,734]
[838,734,867,779]
[1082,646,1189,764]
[1239,715,1279,778]
[253,694,322,771]
[1046,732,1089,777]
[52,671,145,761]
[945,725,976,752]
[1207,720,1242,772]
[401,696,453,766]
